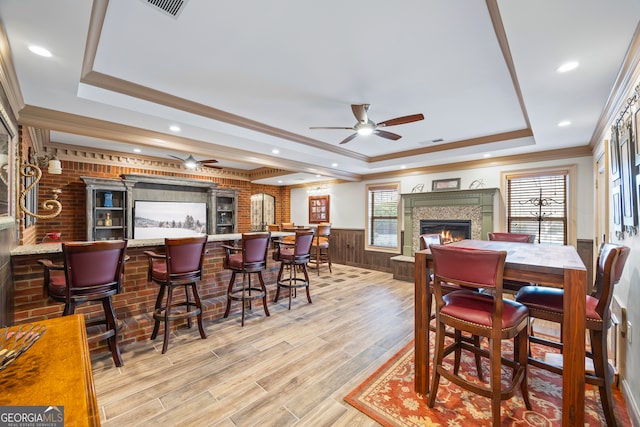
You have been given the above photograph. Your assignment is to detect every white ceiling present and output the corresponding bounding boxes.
[1,0,639,185]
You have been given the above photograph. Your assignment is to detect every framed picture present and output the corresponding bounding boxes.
[610,128,621,181]
[618,121,637,227]
[308,195,329,223]
[612,183,622,230]
[432,178,461,192]
[635,108,640,166]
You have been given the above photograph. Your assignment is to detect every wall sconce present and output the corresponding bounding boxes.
[19,151,63,220]
[306,185,329,194]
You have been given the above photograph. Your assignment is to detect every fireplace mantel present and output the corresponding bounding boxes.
[401,188,500,256]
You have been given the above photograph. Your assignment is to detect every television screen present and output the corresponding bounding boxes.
[134,201,207,239]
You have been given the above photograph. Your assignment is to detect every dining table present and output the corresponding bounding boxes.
[414,239,587,426]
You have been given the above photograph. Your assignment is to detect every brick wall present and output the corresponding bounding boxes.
[30,159,290,243]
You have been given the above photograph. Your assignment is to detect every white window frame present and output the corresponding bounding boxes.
[500,165,577,247]
[365,182,401,253]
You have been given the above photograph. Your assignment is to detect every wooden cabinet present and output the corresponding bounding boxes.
[81,177,130,241]
[214,190,238,234]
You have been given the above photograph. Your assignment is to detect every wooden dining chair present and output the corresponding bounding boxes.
[515,243,630,427]
[428,244,531,426]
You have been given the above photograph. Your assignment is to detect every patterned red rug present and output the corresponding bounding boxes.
[345,339,631,426]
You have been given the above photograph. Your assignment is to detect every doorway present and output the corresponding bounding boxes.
[250,193,275,231]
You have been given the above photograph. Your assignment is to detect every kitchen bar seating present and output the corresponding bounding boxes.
[38,240,128,366]
[145,235,208,354]
[273,229,315,309]
[223,232,272,326]
[515,243,630,426]
[428,244,531,427]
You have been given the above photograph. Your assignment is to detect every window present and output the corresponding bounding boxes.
[366,183,400,251]
[506,171,568,245]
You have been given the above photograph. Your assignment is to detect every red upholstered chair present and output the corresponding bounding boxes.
[487,231,537,292]
[223,232,271,326]
[515,243,630,427]
[421,233,485,379]
[273,229,315,309]
[309,223,332,276]
[38,240,127,366]
[145,235,208,354]
[428,244,531,426]
[487,232,536,243]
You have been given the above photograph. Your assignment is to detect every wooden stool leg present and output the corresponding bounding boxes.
[102,297,123,367]
[224,272,237,318]
[162,285,174,354]
[191,283,206,340]
[151,284,165,340]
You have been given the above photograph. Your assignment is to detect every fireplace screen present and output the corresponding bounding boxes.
[420,219,471,244]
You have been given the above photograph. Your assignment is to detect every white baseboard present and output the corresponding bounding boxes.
[621,377,640,427]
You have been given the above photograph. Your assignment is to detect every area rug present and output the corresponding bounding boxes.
[345,339,631,426]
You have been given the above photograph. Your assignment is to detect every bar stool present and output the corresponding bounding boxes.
[223,232,271,326]
[38,240,127,366]
[515,243,630,426]
[273,229,315,309]
[309,223,332,276]
[487,231,537,293]
[428,244,531,426]
[145,235,208,354]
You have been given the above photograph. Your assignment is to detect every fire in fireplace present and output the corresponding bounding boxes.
[420,219,471,244]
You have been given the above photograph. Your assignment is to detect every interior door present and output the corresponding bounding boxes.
[250,193,275,231]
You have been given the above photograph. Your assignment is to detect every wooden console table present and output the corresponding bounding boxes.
[0,315,99,426]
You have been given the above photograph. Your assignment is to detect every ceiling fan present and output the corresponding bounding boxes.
[310,104,424,145]
[168,154,222,170]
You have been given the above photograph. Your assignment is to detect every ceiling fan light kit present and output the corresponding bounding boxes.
[310,104,424,145]
[169,154,222,170]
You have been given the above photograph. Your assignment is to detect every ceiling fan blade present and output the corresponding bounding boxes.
[351,104,369,124]
[309,126,353,130]
[377,113,425,128]
[199,159,219,164]
[373,129,402,141]
[339,133,359,145]
[202,164,223,169]
[168,155,185,161]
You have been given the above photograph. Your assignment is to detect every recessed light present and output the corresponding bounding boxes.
[556,61,579,73]
[277,180,283,184]
[558,121,571,127]
[28,45,52,57]
[331,163,338,167]
[272,149,280,154]
[133,148,142,153]
[483,153,492,158]
[400,165,406,169]
[315,174,321,178]
[169,125,181,132]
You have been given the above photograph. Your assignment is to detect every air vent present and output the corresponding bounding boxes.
[143,0,189,18]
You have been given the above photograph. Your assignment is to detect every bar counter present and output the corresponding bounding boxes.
[10,232,291,355]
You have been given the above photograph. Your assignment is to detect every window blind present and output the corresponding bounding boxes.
[507,173,567,245]
[367,184,399,248]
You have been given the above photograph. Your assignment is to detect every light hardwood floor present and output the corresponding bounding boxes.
[91,264,415,426]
